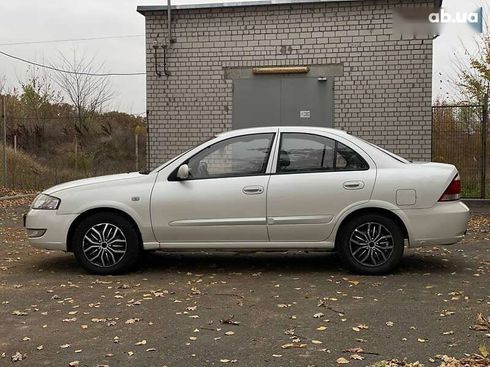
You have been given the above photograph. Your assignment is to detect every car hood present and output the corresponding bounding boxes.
[44,172,147,195]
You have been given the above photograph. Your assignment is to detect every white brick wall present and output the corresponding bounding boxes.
[142,0,434,167]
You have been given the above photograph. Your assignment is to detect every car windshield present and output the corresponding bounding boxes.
[142,136,216,174]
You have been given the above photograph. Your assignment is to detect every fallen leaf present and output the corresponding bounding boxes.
[479,344,489,358]
[281,343,307,349]
[472,313,490,332]
[12,310,27,316]
[336,357,349,364]
[220,317,240,325]
[11,352,24,362]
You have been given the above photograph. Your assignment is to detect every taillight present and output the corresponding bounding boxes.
[439,174,461,202]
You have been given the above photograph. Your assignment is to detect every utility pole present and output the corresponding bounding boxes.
[135,133,139,171]
[2,95,6,187]
[482,92,489,199]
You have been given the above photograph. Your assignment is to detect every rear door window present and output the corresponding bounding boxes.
[277,133,369,173]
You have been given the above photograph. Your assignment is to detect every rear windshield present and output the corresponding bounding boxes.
[350,135,410,164]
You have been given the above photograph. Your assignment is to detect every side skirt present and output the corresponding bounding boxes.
[143,241,336,251]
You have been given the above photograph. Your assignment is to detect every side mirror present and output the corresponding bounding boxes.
[177,164,190,180]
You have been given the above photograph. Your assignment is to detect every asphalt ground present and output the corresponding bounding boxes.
[0,203,489,367]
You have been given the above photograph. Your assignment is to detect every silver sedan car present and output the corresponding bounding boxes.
[25,126,470,275]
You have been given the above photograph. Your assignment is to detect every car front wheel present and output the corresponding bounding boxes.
[72,212,141,275]
[337,214,404,275]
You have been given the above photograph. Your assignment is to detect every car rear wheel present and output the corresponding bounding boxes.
[337,214,404,275]
[72,212,141,275]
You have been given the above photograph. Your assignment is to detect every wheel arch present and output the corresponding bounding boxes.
[66,207,143,252]
[334,207,409,249]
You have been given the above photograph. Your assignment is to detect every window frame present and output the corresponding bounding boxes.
[274,132,370,175]
[168,132,277,181]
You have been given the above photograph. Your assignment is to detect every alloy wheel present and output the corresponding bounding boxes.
[82,223,127,268]
[348,222,394,268]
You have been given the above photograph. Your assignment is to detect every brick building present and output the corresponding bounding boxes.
[137,0,441,168]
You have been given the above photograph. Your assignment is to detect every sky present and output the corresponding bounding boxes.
[0,0,487,115]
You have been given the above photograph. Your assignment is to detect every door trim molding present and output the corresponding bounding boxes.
[267,215,334,225]
[169,217,267,226]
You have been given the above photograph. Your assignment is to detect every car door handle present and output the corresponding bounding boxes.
[343,181,365,190]
[242,185,264,195]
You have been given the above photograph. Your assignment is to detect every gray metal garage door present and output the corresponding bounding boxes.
[232,76,334,129]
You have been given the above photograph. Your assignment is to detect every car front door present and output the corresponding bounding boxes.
[266,131,376,242]
[150,132,277,245]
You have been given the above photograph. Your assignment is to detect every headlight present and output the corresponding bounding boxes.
[31,194,61,210]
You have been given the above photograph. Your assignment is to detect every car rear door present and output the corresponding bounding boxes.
[266,129,376,242]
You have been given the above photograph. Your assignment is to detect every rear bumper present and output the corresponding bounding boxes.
[399,201,470,247]
[24,209,77,251]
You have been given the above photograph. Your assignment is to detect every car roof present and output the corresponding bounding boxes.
[216,126,350,138]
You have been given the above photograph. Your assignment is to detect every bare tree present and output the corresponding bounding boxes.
[451,4,490,104]
[0,75,6,95]
[51,51,113,170]
[19,67,63,148]
[52,51,113,135]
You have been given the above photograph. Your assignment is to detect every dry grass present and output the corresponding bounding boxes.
[0,146,84,191]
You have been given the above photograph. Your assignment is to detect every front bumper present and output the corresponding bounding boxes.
[24,209,77,251]
[399,201,470,247]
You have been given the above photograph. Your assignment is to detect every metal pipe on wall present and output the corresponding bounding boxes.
[167,0,171,46]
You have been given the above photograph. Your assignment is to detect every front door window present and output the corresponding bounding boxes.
[186,133,275,179]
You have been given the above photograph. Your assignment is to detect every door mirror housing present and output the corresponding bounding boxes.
[177,164,190,180]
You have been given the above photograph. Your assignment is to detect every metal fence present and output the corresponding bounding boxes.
[432,101,488,198]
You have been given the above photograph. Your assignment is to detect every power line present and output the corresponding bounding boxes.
[0,34,145,47]
[0,50,146,77]
[8,114,146,120]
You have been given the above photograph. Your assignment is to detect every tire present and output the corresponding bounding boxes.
[337,214,404,275]
[72,212,141,275]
